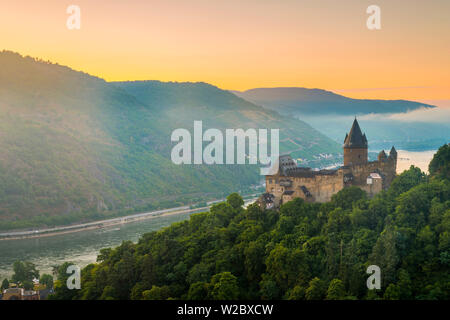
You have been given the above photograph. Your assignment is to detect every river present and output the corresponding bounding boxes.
[0,150,437,281]
[0,210,197,280]
[396,149,436,174]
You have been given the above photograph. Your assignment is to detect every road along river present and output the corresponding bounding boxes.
[0,198,257,280]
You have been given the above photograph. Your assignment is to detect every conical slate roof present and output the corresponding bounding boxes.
[344,118,368,148]
[378,150,387,159]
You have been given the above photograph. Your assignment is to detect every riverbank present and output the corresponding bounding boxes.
[396,149,436,174]
[0,198,258,241]
[0,207,195,241]
[0,208,204,280]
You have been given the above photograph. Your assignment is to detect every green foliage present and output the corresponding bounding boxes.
[1,278,9,290]
[187,282,208,300]
[227,193,244,210]
[286,285,306,300]
[208,272,239,300]
[326,279,346,300]
[331,186,367,210]
[49,150,450,300]
[305,277,327,300]
[366,289,382,300]
[388,165,426,198]
[40,274,54,289]
[22,280,34,290]
[142,286,171,300]
[429,143,450,180]
[11,261,39,284]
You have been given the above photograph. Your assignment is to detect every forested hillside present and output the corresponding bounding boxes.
[0,52,340,230]
[50,145,450,300]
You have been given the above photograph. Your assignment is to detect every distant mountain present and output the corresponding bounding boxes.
[303,115,450,151]
[0,52,340,230]
[234,87,448,151]
[233,87,435,116]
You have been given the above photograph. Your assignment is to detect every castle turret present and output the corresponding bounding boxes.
[378,150,387,161]
[343,118,368,166]
[388,146,397,173]
[389,146,397,160]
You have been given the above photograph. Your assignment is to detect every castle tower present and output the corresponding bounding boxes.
[378,150,387,161]
[389,146,397,160]
[388,146,397,172]
[343,118,368,166]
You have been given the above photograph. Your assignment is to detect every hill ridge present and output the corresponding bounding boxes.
[233,87,435,115]
[0,51,340,230]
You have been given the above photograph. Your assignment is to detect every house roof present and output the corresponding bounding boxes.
[284,167,338,178]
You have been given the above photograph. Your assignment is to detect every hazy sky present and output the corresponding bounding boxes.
[1,0,449,100]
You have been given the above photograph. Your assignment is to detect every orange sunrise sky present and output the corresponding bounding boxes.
[1,0,449,101]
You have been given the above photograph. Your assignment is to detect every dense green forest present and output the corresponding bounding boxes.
[50,144,449,300]
[0,51,340,230]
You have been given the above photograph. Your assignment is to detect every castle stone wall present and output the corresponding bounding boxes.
[266,171,344,203]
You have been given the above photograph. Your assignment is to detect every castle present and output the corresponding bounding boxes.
[260,119,397,209]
